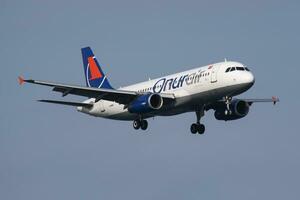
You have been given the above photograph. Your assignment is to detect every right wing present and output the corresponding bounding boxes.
[19,76,175,105]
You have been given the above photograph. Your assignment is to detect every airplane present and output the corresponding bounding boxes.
[18,47,279,134]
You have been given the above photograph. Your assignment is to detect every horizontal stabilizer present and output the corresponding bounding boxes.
[38,100,93,108]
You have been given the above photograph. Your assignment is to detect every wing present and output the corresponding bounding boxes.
[205,96,279,111]
[241,96,279,105]
[18,76,175,105]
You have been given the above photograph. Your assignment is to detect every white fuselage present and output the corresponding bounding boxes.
[77,61,255,120]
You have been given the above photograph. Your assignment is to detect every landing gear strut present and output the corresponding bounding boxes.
[190,109,205,134]
[224,96,232,115]
[133,119,148,130]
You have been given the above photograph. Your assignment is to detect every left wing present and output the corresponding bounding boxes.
[241,96,279,105]
[205,96,279,111]
[18,76,175,105]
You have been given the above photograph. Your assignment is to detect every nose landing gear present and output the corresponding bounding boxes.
[224,96,232,115]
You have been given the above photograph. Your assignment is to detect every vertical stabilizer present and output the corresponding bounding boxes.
[81,47,113,89]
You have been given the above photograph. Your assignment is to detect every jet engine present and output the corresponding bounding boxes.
[128,93,163,114]
[214,99,250,121]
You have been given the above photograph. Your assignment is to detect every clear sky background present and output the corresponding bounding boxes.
[1,0,299,199]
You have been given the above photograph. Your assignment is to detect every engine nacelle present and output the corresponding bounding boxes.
[214,99,250,121]
[128,93,163,114]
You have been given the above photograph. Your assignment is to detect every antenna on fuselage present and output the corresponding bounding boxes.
[224,58,227,62]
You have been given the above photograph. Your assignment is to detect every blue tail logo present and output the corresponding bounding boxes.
[81,47,113,89]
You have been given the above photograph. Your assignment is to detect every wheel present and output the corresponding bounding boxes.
[225,109,229,115]
[225,109,232,115]
[190,123,198,134]
[141,120,148,130]
[133,119,141,130]
[197,124,205,134]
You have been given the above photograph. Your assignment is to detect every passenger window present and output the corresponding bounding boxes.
[237,67,244,71]
[230,67,236,72]
[225,68,231,72]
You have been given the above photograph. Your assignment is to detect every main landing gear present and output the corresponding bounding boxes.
[190,109,205,134]
[190,123,205,134]
[133,119,148,130]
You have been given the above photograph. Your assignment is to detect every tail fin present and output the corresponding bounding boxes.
[81,47,113,89]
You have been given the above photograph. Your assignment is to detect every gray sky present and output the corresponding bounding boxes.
[1,0,299,199]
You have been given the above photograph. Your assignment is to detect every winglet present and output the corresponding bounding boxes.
[18,76,25,85]
[272,96,279,105]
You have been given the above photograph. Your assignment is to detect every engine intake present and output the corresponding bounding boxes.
[128,93,163,114]
[214,99,250,121]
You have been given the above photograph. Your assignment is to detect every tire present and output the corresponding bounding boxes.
[133,120,141,130]
[197,124,205,134]
[190,123,198,134]
[141,120,148,130]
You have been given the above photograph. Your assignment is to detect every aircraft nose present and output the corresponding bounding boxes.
[247,72,255,83]
[244,72,255,86]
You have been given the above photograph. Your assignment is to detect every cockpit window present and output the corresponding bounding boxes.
[226,66,250,73]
